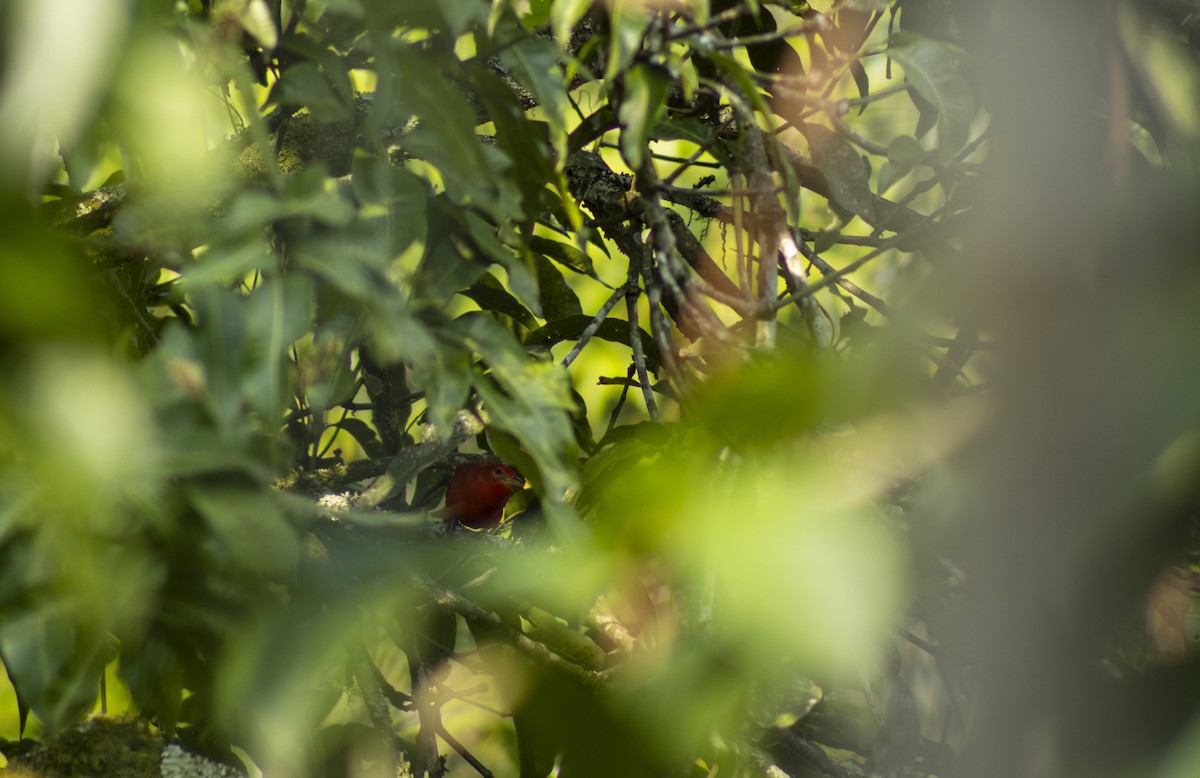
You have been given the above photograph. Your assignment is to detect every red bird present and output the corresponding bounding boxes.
[438,462,525,529]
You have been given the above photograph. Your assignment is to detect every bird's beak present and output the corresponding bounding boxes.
[501,473,526,492]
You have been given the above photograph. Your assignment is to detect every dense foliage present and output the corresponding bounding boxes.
[2,0,1200,776]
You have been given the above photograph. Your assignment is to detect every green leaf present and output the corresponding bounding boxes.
[394,48,508,214]
[619,63,672,170]
[885,134,927,184]
[552,0,591,44]
[887,135,927,167]
[522,0,553,29]
[535,253,583,321]
[850,59,870,114]
[463,211,542,317]
[461,273,540,329]
[239,0,279,49]
[888,32,977,156]
[703,49,772,117]
[0,607,109,729]
[800,123,877,222]
[189,486,300,579]
[417,238,488,306]
[529,234,597,278]
[408,345,472,433]
[606,1,651,80]
[498,36,569,159]
[650,117,713,146]
[275,62,353,123]
[439,0,489,35]
[244,274,313,425]
[568,107,618,152]
[349,157,429,258]
[525,314,661,372]
[465,65,557,213]
[524,606,606,669]
[650,117,736,166]
[454,314,580,536]
[332,417,384,458]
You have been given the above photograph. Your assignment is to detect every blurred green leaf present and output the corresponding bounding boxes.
[243,275,312,425]
[275,62,353,123]
[456,313,579,502]
[800,123,877,222]
[606,1,651,80]
[889,32,977,156]
[0,607,107,730]
[552,0,591,44]
[619,64,671,170]
[188,486,300,579]
[497,35,569,159]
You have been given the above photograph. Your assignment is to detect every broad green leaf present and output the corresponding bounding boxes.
[275,62,353,123]
[552,0,591,44]
[850,59,870,114]
[465,65,557,213]
[499,36,569,160]
[409,345,472,433]
[889,32,977,156]
[394,49,508,214]
[800,123,877,222]
[190,486,299,578]
[650,117,713,145]
[525,314,661,371]
[703,49,773,117]
[0,607,112,729]
[884,134,928,185]
[463,210,542,316]
[461,273,540,329]
[530,234,597,277]
[439,0,490,35]
[350,156,430,260]
[651,117,737,166]
[221,177,355,237]
[244,274,313,426]
[332,417,385,458]
[568,107,618,152]
[887,135,928,167]
[239,0,278,49]
[535,253,583,321]
[606,0,651,80]
[620,63,671,170]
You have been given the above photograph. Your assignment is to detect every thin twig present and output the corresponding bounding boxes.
[605,365,635,436]
[561,284,629,368]
[625,268,661,422]
[413,575,610,690]
[436,723,494,778]
[797,239,890,316]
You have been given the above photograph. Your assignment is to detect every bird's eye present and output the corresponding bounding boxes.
[493,467,505,476]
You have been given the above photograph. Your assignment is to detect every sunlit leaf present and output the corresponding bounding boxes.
[606,0,652,80]
[552,0,591,44]
[620,64,671,170]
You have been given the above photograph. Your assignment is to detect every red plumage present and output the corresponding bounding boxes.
[440,462,525,529]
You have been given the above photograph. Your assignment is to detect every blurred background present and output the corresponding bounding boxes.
[1,1,1199,776]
